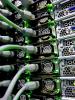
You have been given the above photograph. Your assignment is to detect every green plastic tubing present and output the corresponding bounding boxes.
[1,0,20,12]
[0,13,22,32]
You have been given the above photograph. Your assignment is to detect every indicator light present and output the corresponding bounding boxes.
[48,20,55,28]
[47,4,54,12]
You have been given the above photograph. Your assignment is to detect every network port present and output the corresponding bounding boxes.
[55,0,75,19]
[60,58,75,76]
[61,79,75,97]
[39,41,58,56]
[60,65,75,76]
[32,76,60,95]
[30,58,59,75]
[58,38,75,48]
[59,45,75,56]
[56,16,75,39]
[37,23,56,41]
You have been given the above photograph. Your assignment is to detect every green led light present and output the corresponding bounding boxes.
[27,91,32,99]
[28,94,31,98]
[25,53,31,59]
[49,38,57,43]
[54,69,59,73]
[26,76,31,82]
[53,58,59,64]
[26,78,30,82]
[54,61,58,64]
[51,21,55,26]
[25,37,30,44]
[47,4,54,12]
[55,89,60,93]
[25,70,31,75]
[23,21,29,28]
[56,79,60,83]
[48,20,55,28]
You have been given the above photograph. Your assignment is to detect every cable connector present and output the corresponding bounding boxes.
[0,45,38,54]
[0,65,14,72]
[19,9,35,20]
[0,64,39,100]
[25,64,39,72]
[0,80,10,87]
[0,35,13,43]
[22,27,36,37]
[0,51,14,57]
[1,0,35,20]
[24,81,39,90]
[0,13,36,37]
[13,81,39,100]
[22,45,38,54]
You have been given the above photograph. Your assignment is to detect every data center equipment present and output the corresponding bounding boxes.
[0,0,75,100]
[55,0,75,100]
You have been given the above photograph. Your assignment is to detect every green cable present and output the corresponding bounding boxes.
[1,0,20,12]
[1,0,35,20]
[0,45,37,54]
[0,14,36,37]
[0,13,23,32]
[0,45,23,51]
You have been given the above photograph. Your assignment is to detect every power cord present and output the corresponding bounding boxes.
[0,80,11,87]
[1,0,35,20]
[0,64,38,100]
[13,81,39,100]
[0,13,36,37]
[0,44,37,54]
